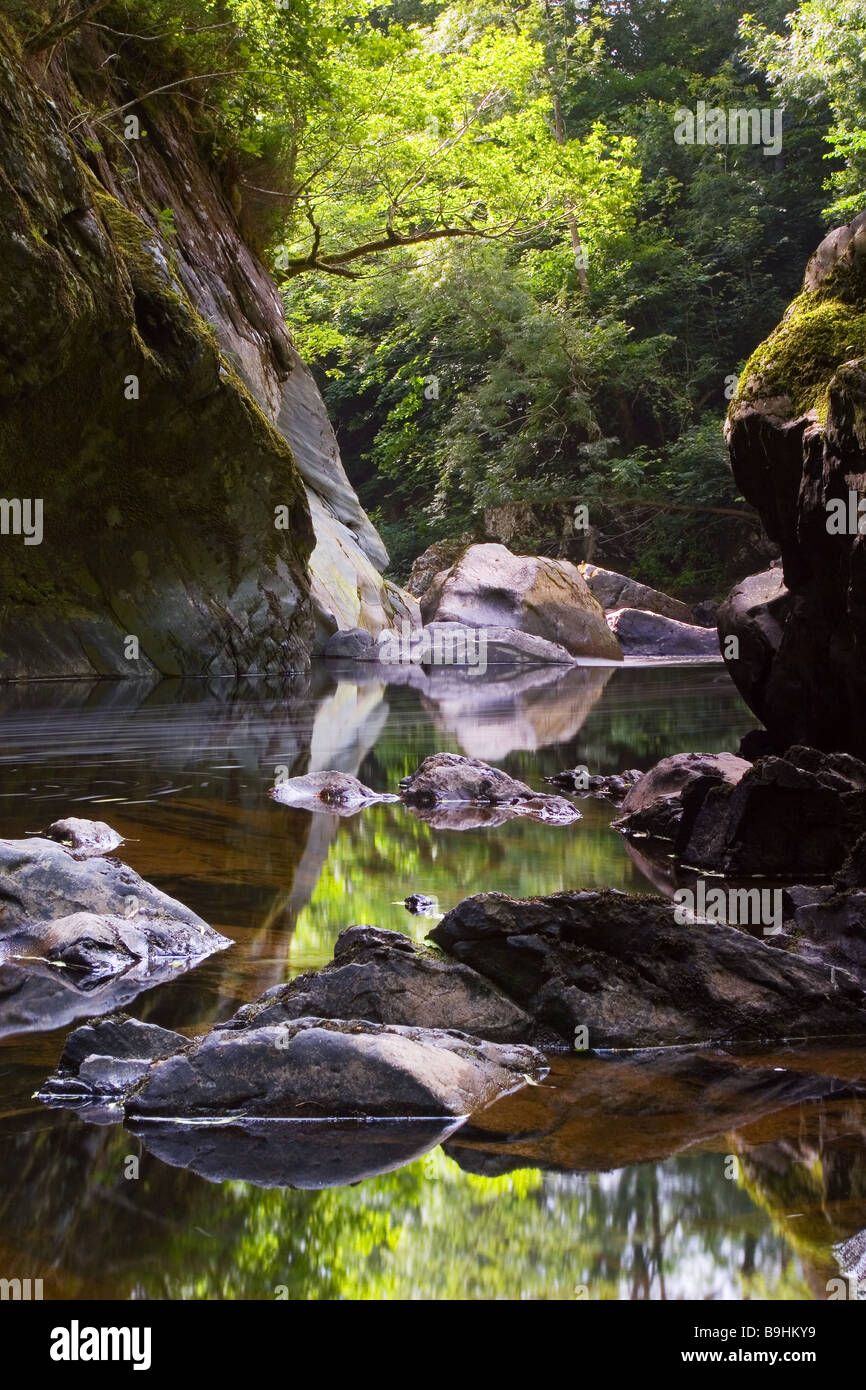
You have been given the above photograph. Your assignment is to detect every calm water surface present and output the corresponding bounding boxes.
[0,663,863,1300]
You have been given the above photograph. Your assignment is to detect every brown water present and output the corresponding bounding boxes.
[0,663,863,1300]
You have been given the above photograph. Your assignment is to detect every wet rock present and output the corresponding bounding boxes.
[41,818,123,859]
[578,563,693,624]
[606,607,721,658]
[220,924,542,1044]
[270,770,399,813]
[402,894,438,916]
[419,543,622,660]
[126,1018,546,1120]
[0,835,229,1037]
[545,768,642,802]
[613,752,750,849]
[683,746,866,876]
[39,1014,187,1110]
[429,890,866,1048]
[399,753,580,828]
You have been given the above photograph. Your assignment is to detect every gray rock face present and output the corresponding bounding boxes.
[322,628,381,660]
[398,753,580,823]
[41,818,123,859]
[126,1018,546,1120]
[270,770,399,813]
[717,569,793,732]
[429,890,866,1048]
[606,607,721,657]
[40,1015,188,1108]
[220,925,544,1044]
[411,623,577,667]
[613,752,751,849]
[579,563,693,623]
[420,544,623,660]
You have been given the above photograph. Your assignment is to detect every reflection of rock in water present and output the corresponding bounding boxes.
[420,663,615,760]
[128,1116,464,1189]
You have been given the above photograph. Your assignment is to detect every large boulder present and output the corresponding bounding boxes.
[122,1019,545,1120]
[419,544,622,660]
[606,607,721,658]
[722,211,866,753]
[579,563,693,623]
[220,925,546,1044]
[429,890,866,1048]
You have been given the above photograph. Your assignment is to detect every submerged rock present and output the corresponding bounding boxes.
[402,894,439,916]
[270,770,399,813]
[429,890,866,1048]
[606,607,721,658]
[220,924,544,1045]
[41,818,123,859]
[545,768,642,802]
[419,543,623,660]
[399,753,580,825]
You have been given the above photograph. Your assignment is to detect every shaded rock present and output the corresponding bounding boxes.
[691,600,719,628]
[430,890,866,1047]
[41,818,123,859]
[419,543,622,660]
[417,623,576,666]
[39,1014,187,1109]
[321,628,380,660]
[270,770,398,813]
[771,890,866,979]
[722,211,866,754]
[613,752,750,850]
[606,607,721,658]
[402,894,439,916]
[578,563,693,623]
[683,745,866,876]
[126,1018,547,1119]
[219,924,543,1044]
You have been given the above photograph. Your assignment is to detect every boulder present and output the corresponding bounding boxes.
[270,770,399,814]
[419,623,576,667]
[606,607,721,658]
[613,752,751,849]
[398,753,580,823]
[429,890,866,1048]
[124,1018,546,1120]
[39,1014,188,1109]
[419,544,622,660]
[41,818,124,859]
[321,628,380,661]
[406,538,472,599]
[219,925,544,1044]
[579,563,693,623]
[0,834,230,1037]
[691,599,719,628]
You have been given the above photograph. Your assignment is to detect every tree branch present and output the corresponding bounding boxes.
[26,0,114,52]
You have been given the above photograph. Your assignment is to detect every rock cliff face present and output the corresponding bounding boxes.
[0,20,402,677]
[722,210,866,753]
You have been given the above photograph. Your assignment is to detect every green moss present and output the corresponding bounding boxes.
[736,296,866,422]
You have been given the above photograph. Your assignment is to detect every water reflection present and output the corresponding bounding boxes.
[0,664,861,1299]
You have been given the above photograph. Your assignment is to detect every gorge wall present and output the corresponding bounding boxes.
[0,17,408,679]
